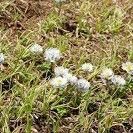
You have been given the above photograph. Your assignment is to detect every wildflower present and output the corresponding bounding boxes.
[65,74,78,85]
[111,75,126,86]
[76,78,90,91]
[54,66,69,77]
[100,68,114,80]
[29,44,43,54]
[0,53,4,64]
[44,48,62,62]
[81,63,93,72]
[50,76,68,88]
[122,62,133,75]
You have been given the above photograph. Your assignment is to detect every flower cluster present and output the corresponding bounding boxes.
[28,45,133,89]
[29,45,90,91]
[49,58,132,90]
[29,44,62,62]
[50,65,90,91]
[100,67,126,86]
[2,43,133,90]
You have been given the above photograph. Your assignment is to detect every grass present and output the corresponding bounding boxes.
[0,0,133,132]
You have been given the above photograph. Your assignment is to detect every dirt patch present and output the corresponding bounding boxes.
[2,78,14,92]
[9,118,25,133]
[109,125,125,133]
[0,0,53,30]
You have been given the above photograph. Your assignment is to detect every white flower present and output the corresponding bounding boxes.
[54,66,69,77]
[111,75,126,86]
[0,53,4,64]
[122,62,133,74]
[29,44,43,54]
[44,48,62,62]
[101,68,114,80]
[65,74,78,85]
[50,76,68,88]
[81,63,94,72]
[76,78,90,91]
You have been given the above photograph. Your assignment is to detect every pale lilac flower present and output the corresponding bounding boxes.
[122,62,133,75]
[44,48,62,62]
[50,76,68,88]
[101,68,114,80]
[29,44,43,54]
[111,75,126,86]
[65,74,78,85]
[81,63,94,72]
[76,78,90,91]
[54,66,69,77]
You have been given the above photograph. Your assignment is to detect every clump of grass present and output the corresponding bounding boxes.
[40,12,66,33]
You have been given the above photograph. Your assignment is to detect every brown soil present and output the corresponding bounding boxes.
[0,0,53,31]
